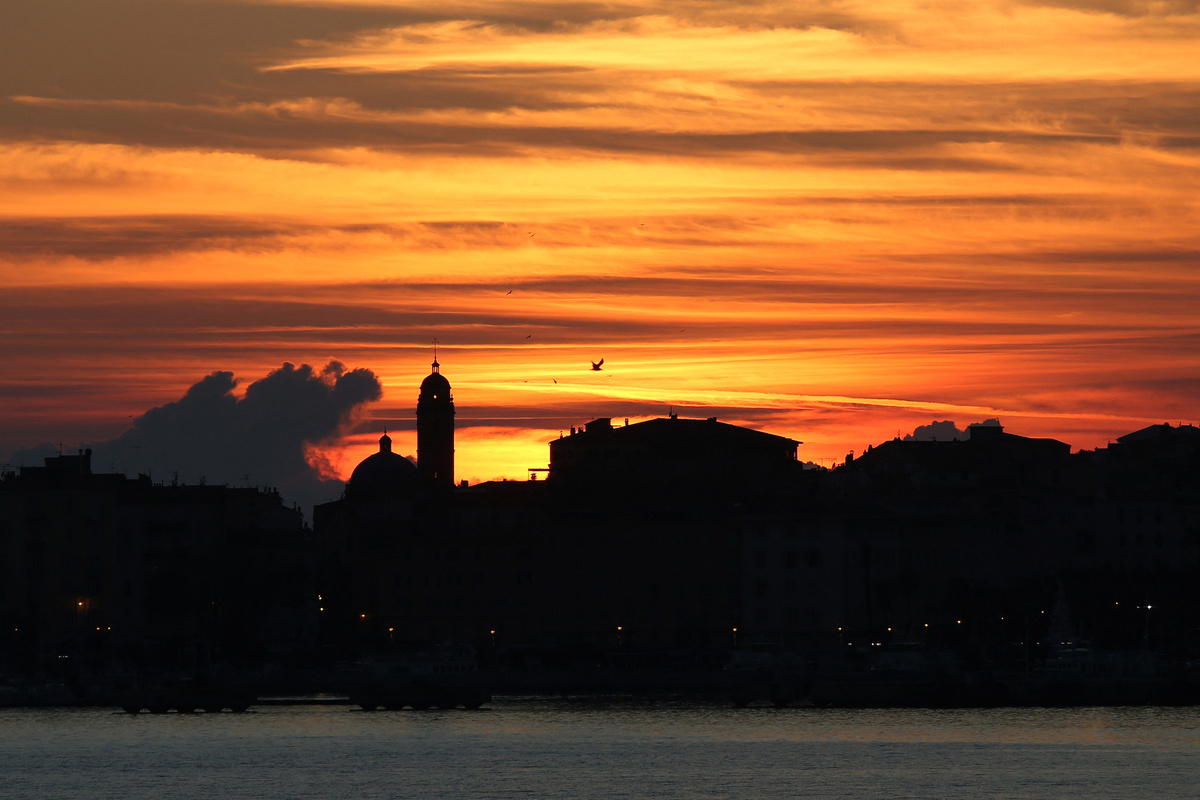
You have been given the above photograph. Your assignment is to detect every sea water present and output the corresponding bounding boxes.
[1,701,1196,799]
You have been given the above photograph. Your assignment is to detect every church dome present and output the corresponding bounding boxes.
[347,433,420,500]
[419,361,452,401]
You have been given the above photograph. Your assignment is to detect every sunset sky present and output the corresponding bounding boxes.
[3,0,1199,501]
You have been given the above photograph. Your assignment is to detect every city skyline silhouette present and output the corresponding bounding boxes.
[8,352,1190,519]
[4,360,1199,710]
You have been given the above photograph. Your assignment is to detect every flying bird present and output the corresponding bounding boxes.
[553,379,557,384]
[591,359,604,371]
[506,290,513,295]
[526,334,532,339]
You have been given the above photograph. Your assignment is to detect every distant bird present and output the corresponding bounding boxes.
[506,289,513,295]
[591,359,604,371]
[528,232,535,237]
[526,334,532,339]
[553,379,557,384]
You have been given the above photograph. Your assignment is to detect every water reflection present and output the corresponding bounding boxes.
[1,703,1197,800]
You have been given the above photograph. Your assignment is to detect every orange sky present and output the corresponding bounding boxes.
[3,0,1199,492]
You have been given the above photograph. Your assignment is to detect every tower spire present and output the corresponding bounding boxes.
[417,353,454,487]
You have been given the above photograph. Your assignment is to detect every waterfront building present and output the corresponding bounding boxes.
[0,450,310,678]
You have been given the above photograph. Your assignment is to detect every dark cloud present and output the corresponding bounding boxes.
[0,1,749,116]
[0,0,896,112]
[8,361,383,516]
[1117,375,1200,396]
[996,248,1200,264]
[0,1,418,104]
[4,277,1196,353]
[1,200,1194,262]
[0,215,403,260]
[1018,0,1200,17]
[733,80,1200,133]
[3,1,1199,166]
[0,94,1120,162]
[903,420,966,441]
[903,419,1001,441]
[0,215,314,259]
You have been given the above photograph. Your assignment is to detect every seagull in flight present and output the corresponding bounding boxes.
[591,359,604,371]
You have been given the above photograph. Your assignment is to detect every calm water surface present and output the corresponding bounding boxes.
[1,701,1196,799]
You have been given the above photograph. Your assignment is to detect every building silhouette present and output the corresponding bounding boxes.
[416,359,455,488]
[4,364,1200,698]
[0,450,310,689]
[314,366,1200,670]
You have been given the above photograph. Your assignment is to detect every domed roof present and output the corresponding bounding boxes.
[347,433,420,500]
[419,360,451,400]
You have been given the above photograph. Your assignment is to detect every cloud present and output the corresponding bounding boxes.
[0,215,345,260]
[8,361,382,515]
[968,419,1003,434]
[902,420,966,441]
[6,1,1200,163]
[1018,0,1200,17]
[902,418,1002,441]
[1,93,1104,163]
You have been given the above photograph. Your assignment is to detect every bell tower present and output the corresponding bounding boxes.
[416,355,455,487]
